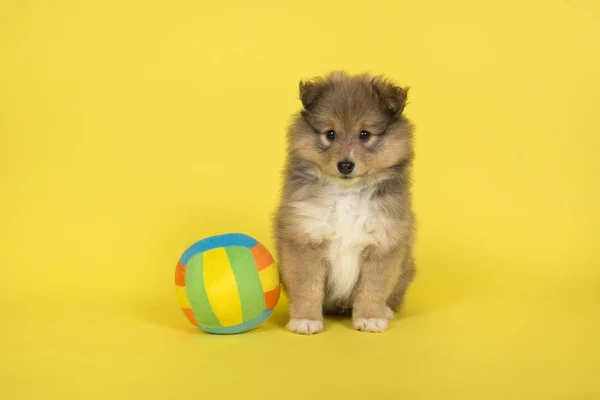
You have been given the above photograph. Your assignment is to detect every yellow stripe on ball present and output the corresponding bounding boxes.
[259,263,279,292]
[203,247,243,327]
[175,285,190,308]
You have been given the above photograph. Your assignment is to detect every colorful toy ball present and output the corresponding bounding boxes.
[174,233,280,334]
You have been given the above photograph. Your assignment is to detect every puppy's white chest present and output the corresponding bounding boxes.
[325,191,374,300]
[326,191,373,246]
[295,187,376,301]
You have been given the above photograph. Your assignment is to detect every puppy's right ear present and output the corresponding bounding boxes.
[371,77,409,117]
[299,78,326,109]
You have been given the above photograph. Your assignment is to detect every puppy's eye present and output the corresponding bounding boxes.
[325,130,336,141]
[359,131,371,141]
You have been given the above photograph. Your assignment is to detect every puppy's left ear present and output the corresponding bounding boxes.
[371,77,409,116]
[299,78,326,109]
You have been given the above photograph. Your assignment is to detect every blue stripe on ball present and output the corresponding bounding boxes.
[198,309,273,335]
[180,233,259,264]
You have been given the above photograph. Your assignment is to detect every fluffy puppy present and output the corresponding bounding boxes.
[274,71,416,334]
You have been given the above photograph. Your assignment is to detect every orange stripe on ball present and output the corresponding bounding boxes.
[175,261,186,286]
[251,243,274,271]
[182,308,198,325]
[264,286,280,310]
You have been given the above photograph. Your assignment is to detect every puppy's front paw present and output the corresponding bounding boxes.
[353,317,388,333]
[287,319,324,335]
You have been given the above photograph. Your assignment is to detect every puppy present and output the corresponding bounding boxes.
[274,71,416,334]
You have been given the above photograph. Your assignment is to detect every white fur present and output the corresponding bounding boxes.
[287,319,324,335]
[325,187,372,300]
[292,182,382,302]
[353,318,388,333]
[385,306,395,319]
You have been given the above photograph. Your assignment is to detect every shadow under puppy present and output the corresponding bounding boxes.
[275,71,416,334]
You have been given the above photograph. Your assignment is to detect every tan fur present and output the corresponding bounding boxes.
[275,71,416,334]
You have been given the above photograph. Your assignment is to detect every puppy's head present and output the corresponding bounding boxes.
[289,71,413,183]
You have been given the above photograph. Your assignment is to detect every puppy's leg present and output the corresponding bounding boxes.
[384,305,395,320]
[352,251,402,333]
[279,241,327,335]
[387,250,416,312]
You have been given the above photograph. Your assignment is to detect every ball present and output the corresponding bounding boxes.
[174,233,280,334]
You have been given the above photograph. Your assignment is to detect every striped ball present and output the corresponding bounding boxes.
[175,233,280,334]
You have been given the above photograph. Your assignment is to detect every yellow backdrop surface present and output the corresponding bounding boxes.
[1,0,599,398]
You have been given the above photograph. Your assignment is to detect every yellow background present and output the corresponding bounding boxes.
[1,0,599,398]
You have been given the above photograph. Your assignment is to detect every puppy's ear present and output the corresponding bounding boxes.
[299,78,326,109]
[371,77,409,116]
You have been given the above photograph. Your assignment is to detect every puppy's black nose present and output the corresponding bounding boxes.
[337,160,355,175]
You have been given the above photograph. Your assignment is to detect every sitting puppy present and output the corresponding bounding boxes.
[274,71,416,334]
